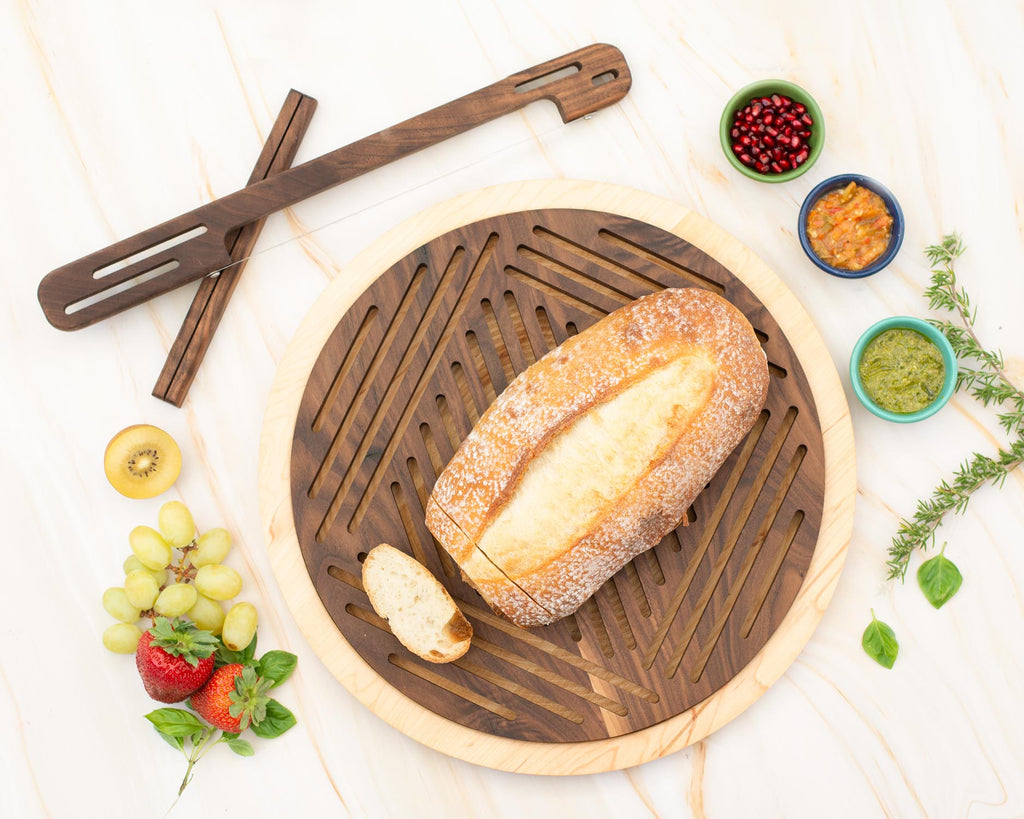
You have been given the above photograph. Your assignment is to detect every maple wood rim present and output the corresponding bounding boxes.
[259,179,855,774]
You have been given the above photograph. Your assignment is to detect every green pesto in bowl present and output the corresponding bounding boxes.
[858,328,945,413]
[849,316,957,423]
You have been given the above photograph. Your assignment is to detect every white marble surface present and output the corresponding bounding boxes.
[4,0,1024,816]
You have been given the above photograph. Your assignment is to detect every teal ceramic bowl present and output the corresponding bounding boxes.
[719,79,825,182]
[849,317,957,423]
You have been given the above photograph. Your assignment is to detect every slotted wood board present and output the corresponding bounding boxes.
[262,181,855,773]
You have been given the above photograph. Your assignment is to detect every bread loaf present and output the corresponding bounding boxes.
[361,543,473,662]
[425,287,769,627]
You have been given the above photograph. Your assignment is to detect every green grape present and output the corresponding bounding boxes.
[221,602,258,651]
[123,554,145,574]
[102,623,142,654]
[124,569,161,610]
[122,555,166,586]
[189,528,232,568]
[102,587,141,624]
[187,593,226,635]
[153,583,198,617]
[129,525,172,570]
[158,501,196,549]
[194,564,243,601]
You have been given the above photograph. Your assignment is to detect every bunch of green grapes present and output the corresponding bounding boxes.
[101,501,258,654]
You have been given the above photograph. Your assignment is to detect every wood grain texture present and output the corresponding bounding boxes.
[152,89,318,407]
[259,180,856,774]
[289,208,821,740]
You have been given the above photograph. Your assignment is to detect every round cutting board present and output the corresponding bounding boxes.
[260,180,855,774]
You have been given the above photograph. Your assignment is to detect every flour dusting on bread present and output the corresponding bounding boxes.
[425,288,769,627]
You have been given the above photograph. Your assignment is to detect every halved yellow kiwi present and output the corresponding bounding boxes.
[104,424,182,499]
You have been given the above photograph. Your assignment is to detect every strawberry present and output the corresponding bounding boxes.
[136,617,217,703]
[189,663,272,732]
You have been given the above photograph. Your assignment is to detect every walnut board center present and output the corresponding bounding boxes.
[289,208,825,744]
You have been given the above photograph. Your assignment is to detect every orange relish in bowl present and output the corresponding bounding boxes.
[806,182,893,270]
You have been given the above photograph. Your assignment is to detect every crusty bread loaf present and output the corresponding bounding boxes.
[425,287,769,627]
[361,543,473,662]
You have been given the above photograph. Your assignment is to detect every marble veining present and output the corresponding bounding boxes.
[3,0,1024,816]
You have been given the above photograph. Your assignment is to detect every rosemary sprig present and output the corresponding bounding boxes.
[886,438,1024,580]
[885,234,1024,581]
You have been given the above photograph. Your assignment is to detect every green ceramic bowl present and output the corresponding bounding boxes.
[849,317,958,423]
[719,79,825,183]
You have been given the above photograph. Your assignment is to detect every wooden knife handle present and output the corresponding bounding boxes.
[39,44,631,331]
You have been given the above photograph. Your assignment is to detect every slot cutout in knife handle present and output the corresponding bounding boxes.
[39,43,631,331]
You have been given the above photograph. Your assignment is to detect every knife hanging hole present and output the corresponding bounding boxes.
[514,63,580,94]
[65,260,180,315]
[92,225,207,280]
[591,70,618,87]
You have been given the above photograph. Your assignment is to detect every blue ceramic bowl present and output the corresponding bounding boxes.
[799,174,905,278]
[849,316,957,423]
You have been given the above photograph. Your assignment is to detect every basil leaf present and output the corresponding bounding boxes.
[157,731,185,752]
[250,699,296,739]
[243,632,258,662]
[215,644,245,667]
[145,708,206,738]
[224,736,255,757]
[917,546,962,609]
[257,651,298,687]
[862,610,899,669]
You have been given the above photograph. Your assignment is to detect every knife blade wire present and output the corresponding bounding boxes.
[200,114,596,280]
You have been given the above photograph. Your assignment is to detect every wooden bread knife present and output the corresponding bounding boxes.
[38,44,631,331]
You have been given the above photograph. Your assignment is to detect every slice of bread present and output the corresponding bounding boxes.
[361,544,473,663]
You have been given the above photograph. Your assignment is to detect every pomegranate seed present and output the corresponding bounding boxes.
[730,90,815,176]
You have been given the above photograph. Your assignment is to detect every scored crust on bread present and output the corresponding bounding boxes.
[424,287,769,627]
[361,543,473,663]
[424,497,554,624]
